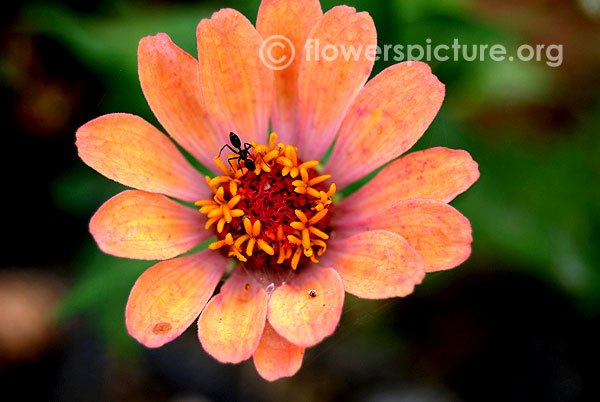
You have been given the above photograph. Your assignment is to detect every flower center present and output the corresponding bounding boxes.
[195,133,336,282]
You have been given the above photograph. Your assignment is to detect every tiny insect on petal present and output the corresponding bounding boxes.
[268,267,344,347]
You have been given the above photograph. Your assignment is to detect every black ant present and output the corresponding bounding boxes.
[219,132,256,173]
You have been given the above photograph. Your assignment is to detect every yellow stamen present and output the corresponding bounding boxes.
[326,183,336,196]
[268,132,277,150]
[209,175,231,187]
[246,237,256,256]
[230,209,245,218]
[263,149,280,163]
[277,246,286,264]
[294,209,308,224]
[207,208,223,219]
[235,234,250,249]
[309,226,329,240]
[208,233,234,250]
[243,218,253,236]
[216,217,226,233]
[205,175,218,193]
[223,206,232,223]
[309,209,329,225]
[284,145,298,166]
[299,160,319,170]
[195,199,215,207]
[308,174,331,187]
[312,239,327,256]
[227,195,241,208]
[252,220,261,237]
[213,156,230,175]
[291,246,302,270]
[205,217,218,230]
[300,167,309,183]
[287,235,302,246]
[215,186,225,201]
[228,241,248,262]
[258,157,272,174]
[198,205,217,214]
[301,228,311,250]
[306,187,321,198]
[229,180,238,196]
[277,156,293,167]
[290,221,304,230]
[257,239,275,255]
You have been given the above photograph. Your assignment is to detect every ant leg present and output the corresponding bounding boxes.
[219,144,238,158]
[235,158,249,177]
[227,155,241,171]
[241,142,258,164]
[245,143,266,167]
[241,143,254,154]
[254,151,264,164]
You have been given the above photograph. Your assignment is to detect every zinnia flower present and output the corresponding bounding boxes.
[76,0,479,381]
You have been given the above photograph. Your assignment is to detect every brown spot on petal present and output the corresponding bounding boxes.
[245,283,252,291]
[308,289,317,298]
[152,322,172,335]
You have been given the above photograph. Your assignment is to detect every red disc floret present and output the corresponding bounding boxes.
[196,133,336,279]
[214,161,332,272]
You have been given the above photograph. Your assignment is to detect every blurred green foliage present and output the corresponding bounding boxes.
[21,1,214,115]
[22,0,599,351]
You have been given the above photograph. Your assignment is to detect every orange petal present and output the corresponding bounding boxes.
[326,62,445,188]
[126,251,226,348]
[90,190,208,260]
[336,199,472,272]
[253,321,305,382]
[296,6,376,160]
[76,113,208,202]
[323,230,425,299]
[198,270,267,363]
[138,33,221,168]
[197,9,273,141]
[339,147,479,218]
[268,266,344,347]
[256,0,322,144]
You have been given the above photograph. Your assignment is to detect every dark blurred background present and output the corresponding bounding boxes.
[1,0,599,401]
